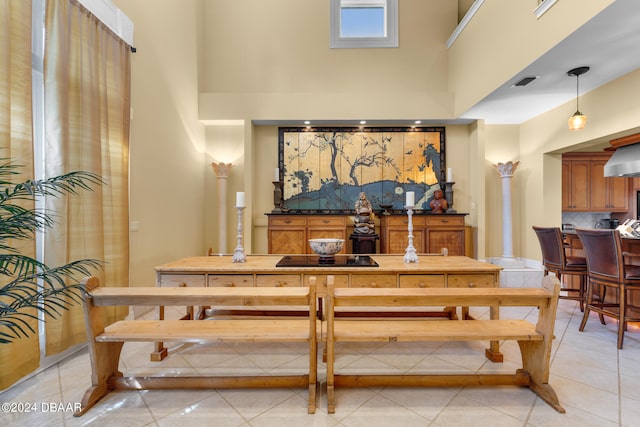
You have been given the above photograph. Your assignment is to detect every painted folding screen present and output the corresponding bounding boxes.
[279,127,445,212]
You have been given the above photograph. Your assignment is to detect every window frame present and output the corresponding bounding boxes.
[330,0,398,49]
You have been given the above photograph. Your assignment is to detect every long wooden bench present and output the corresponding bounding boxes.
[324,275,564,414]
[75,276,319,416]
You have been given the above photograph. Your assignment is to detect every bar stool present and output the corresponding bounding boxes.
[533,226,588,311]
[576,228,640,349]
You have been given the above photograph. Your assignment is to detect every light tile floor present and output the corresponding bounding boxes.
[2,299,640,427]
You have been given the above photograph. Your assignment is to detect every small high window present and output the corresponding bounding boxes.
[330,0,398,48]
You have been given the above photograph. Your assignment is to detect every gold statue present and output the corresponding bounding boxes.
[353,192,375,234]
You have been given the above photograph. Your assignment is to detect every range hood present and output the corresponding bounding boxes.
[604,133,640,177]
[604,143,640,177]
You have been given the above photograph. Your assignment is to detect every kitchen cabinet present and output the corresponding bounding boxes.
[562,152,629,212]
[589,159,628,211]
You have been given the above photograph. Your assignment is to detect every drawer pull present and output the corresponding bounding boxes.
[418,282,426,288]
[468,283,476,288]
[441,220,449,223]
[284,220,292,224]
[322,220,330,224]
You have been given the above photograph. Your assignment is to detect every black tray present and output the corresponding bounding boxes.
[276,255,378,267]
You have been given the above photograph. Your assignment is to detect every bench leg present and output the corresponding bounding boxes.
[74,342,124,417]
[308,333,318,414]
[326,340,335,414]
[486,306,503,362]
[518,340,565,413]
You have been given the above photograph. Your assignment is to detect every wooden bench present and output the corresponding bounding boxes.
[75,276,319,416]
[324,275,564,414]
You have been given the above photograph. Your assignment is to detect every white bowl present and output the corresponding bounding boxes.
[308,238,344,257]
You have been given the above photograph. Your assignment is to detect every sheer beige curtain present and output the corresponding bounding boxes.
[0,0,40,390]
[44,0,130,354]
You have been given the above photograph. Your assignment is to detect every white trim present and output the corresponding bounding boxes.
[534,0,559,19]
[330,0,398,49]
[447,0,484,49]
[77,0,134,47]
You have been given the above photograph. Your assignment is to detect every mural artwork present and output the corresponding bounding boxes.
[279,127,446,212]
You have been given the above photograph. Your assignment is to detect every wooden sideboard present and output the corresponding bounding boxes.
[267,213,467,255]
[379,214,466,255]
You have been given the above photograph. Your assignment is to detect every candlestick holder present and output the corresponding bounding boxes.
[444,182,457,213]
[232,206,246,263]
[272,181,285,213]
[404,205,419,263]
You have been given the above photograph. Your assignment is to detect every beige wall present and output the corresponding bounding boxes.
[114,0,206,284]
[199,0,458,121]
[448,0,614,116]
[114,0,640,280]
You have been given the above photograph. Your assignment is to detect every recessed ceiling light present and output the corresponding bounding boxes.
[414,120,422,125]
[304,121,310,125]
[360,120,366,125]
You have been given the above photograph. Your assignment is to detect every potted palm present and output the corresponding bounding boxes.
[0,157,103,343]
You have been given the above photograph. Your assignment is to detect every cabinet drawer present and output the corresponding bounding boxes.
[399,275,445,288]
[159,274,205,287]
[208,275,254,287]
[256,274,302,287]
[385,216,425,226]
[350,274,397,288]
[308,216,346,227]
[269,216,306,226]
[425,216,464,226]
[304,274,349,295]
[447,274,495,288]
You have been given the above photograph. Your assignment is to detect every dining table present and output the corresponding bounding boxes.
[153,254,504,361]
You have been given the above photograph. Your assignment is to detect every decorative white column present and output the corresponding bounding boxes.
[494,161,519,259]
[211,162,233,253]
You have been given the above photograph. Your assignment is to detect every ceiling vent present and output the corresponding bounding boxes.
[512,76,538,87]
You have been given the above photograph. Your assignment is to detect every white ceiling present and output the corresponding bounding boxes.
[461,0,640,125]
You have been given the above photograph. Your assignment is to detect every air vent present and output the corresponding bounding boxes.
[513,76,538,87]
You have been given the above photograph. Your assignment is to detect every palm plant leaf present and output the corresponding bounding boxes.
[0,157,105,344]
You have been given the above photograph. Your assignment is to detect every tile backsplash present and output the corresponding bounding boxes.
[562,212,610,229]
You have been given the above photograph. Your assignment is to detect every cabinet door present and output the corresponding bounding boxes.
[426,229,465,255]
[568,160,590,210]
[589,160,608,211]
[269,228,306,254]
[386,228,424,254]
[562,161,571,210]
[607,176,629,211]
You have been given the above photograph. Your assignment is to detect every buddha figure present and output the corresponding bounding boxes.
[353,192,375,234]
[429,189,448,213]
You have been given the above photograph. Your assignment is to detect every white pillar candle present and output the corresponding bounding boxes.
[406,191,415,206]
[274,167,279,182]
[446,167,454,182]
[236,192,245,207]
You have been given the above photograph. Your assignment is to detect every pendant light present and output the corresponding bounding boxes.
[567,66,589,131]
